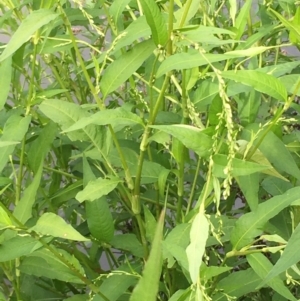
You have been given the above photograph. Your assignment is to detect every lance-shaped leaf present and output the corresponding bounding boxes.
[0,57,12,110]
[14,162,43,224]
[0,9,58,62]
[247,253,296,301]
[139,0,168,47]
[221,70,287,102]
[76,177,121,203]
[0,115,31,173]
[157,52,244,78]
[230,187,300,251]
[63,107,144,133]
[20,248,85,284]
[186,212,209,283]
[130,210,165,301]
[100,40,155,98]
[30,213,89,241]
[261,222,300,285]
[150,124,212,158]
[0,236,43,262]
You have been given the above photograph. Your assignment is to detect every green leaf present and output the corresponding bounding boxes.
[157,52,244,78]
[0,115,31,173]
[212,154,270,177]
[20,248,85,284]
[244,125,300,180]
[163,240,189,271]
[230,187,300,251]
[270,8,300,44]
[0,141,20,147]
[93,263,140,301]
[221,70,287,102]
[247,253,296,301]
[261,177,293,197]
[100,40,155,97]
[139,0,168,47]
[150,124,212,158]
[0,206,12,230]
[39,99,108,158]
[13,162,43,224]
[110,234,144,258]
[236,174,259,211]
[236,90,260,126]
[212,269,260,301]
[109,0,131,32]
[30,213,89,241]
[279,74,300,96]
[143,205,157,242]
[130,210,165,301]
[201,265,232,281]
[235,0,253,39]
[186,212,209,284]
[86,197,114,243]
[76,178,121,203]
[27,121,57,173]
[262,222,300,285]
[63,107,144,133]
[0,57,12,111]
[39,99,90,142]
[163,223,191,270]
[174,0,201,27]
[114,16,151,51]
[0,236,43,262]
[0,9,59,62]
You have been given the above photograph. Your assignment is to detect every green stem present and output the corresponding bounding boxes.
[15,138,26,205]
[167,0,174,56]
[176,68,188,223]
[48,60,74,103]
[43,166,79,179]
[140,196,177,210]
[186,157,201,215]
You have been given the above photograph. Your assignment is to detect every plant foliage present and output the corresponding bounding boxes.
[1,0,300,300]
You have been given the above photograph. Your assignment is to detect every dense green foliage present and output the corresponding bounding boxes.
[1,0,300,300]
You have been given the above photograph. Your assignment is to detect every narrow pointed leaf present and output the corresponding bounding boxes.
[130,210,165,301]
[174,0,201,27]
[212,154,270,177]
[27,121,57,173]
[150,124,212,157]
[20,248,85,284]
[139,0,168,47]
[0,206,12,230]
[100,40,155,97]
[76,178,121,203]
[86,197,114,243]
[63,107,144,133]
[247,253,296,301]
[186,212,209,284]
[0,115,31,173]
[0,9,58,62]
[157,52,244,78]
[230,187,300,251]
[30,213,89,241]
[14,162,43,224]
[212,269,261,301]
[262,222,300,285]
[0,236,43,262]
[221,70,287,101]
[0,57,12,110]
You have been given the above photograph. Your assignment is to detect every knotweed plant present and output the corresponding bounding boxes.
[0,0,300,301]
